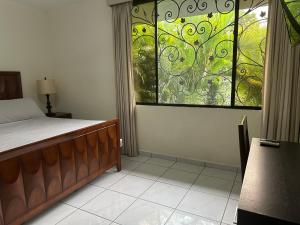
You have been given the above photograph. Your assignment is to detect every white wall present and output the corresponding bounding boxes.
[0,0,53,107]
[137,106,261,167]
[1,0,262,166]
[48,0,117,120]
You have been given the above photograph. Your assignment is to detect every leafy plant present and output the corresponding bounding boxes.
[132,2,268,107]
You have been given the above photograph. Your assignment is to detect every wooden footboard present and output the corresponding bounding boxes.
[0,119,121,225]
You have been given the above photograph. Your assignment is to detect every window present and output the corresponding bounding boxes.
[132,0,268,108]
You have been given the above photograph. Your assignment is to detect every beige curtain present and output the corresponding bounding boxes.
[262,0,300,142]
[112,2,138,156]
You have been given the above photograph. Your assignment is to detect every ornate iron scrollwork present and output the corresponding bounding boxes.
[132,0,268,107]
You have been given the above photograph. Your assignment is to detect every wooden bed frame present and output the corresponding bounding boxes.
[0,72,121,225]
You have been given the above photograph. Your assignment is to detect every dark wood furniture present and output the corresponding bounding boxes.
[0,71,121,225]
[46,112,72,119]
[237,138,300,225]
[0,71,22,99]
[238,116,250,181]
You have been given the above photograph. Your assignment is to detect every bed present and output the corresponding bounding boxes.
[0,71,121,225]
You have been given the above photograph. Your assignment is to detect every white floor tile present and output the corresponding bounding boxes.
[81,190,136,221]
[222,199,238,225]
[171,162,204,174]
[158,169,198,189]
[230,182,242,200]
[57,209,111,225]
[64,185,105,208]
[146,157,175,167]
[116,199,173,225]
[106,166,120,173]
[166,210,220,225]
[202,168,236,181]
[140,182,187,208]
[26,204,76,225]
[178,190,227,222]
[24,161,244,225]
[123,155,150,163]
[235,173,242,183]
[110,175,154,197]
[130,163,167,180]
[191,175,233,197]
[92,171,126,188]
[121,159,142,173]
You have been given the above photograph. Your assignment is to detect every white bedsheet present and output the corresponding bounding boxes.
[0,117,105,153]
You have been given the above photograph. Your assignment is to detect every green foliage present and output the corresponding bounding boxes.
[132,25,156,102]
[235,10,268,106]
[132,4,268,106]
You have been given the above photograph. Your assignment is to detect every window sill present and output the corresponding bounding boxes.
[136,102,262,110]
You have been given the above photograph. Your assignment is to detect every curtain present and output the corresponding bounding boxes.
[112,2,139,156]
[262,0,300,142]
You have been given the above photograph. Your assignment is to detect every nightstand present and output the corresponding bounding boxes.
[46,112,72,119]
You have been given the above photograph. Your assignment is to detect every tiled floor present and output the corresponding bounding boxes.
[26,155,242,225]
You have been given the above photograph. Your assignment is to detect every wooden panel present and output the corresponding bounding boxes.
[21,151,46,209]
[86,132,100,174]
[0,119,120,225]
[0,200,4,225]
[108,125,118,164]
[0,72,22,100]
[0,159,27,225]
[98,129,109,170]
[73,137,88,181]
[42,146,62,199]
[59,142,76,190]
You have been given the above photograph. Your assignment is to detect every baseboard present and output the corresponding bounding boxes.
[139,150,240,172]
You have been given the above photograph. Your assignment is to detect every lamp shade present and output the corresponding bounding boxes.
[37,79,56,95]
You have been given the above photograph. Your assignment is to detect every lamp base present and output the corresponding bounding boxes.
[46,112,56,117]
[46,94,53,115]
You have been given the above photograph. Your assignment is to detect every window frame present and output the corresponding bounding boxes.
[134,0,267,110]
[136,102,262,110]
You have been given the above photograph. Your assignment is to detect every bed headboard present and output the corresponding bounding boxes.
[0,71,23,100]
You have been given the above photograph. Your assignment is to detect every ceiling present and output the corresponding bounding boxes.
[13,0,82,10]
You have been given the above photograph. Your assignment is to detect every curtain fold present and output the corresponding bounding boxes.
[262,0,300,142]
[112,2,139,156]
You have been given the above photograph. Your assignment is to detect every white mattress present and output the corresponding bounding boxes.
[0,117,105,153]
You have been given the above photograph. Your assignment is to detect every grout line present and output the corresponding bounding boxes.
[126,166,203,183]
[31,160,163,224]
[173,208,222,224]
[90,171,129,189]
[162,166,206,225]
[56,185,114,224]
[110,166,169,224]
[176,166,205,209]
[48,158,239,225]
[110,160,177,224]
[50,204,77,225]
[56,207,113,225]
[105,185,182,209]
[127,172,166,182]
[30,185,110,224]
[220,171,238,224]
[114,159,236,199]
[55,167,128,225]
[74,207,114,223]
[140,151,238,171]
[162,167,238,224]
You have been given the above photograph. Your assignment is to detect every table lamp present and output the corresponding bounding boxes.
[37,77,56,116]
